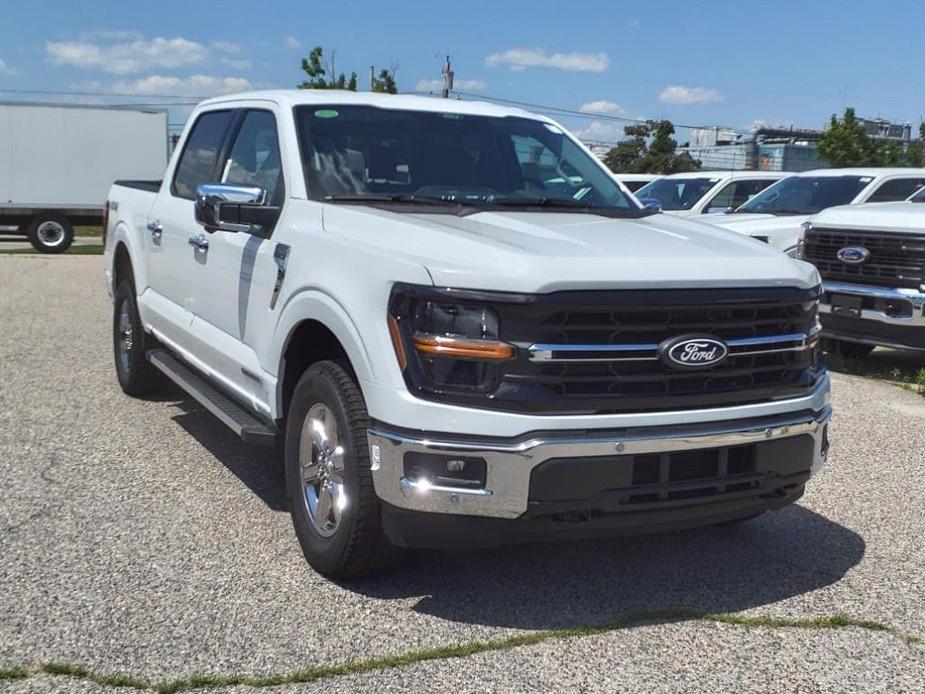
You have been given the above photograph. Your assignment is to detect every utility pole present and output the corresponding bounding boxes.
[369,66,375,91]
[441,55,453,98]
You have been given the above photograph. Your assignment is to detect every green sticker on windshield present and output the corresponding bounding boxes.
[314,109,340,119]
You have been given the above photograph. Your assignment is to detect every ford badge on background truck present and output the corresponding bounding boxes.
[104,91,831,578]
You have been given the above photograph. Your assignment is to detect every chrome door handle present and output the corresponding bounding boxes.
[146,220,163,239]
[187,234,209,251]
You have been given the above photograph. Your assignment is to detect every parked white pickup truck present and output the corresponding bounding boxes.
[800,190,925,355]
[104,90,831,578]
[709,168,925,256]
[634,171,786,216]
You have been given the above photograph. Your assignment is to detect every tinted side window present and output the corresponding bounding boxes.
[221,110,283,203]
[172,110,234,200]
[866,178,925,203]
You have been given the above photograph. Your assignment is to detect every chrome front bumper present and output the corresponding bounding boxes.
[367,383,832,519]
[820,281,925,327]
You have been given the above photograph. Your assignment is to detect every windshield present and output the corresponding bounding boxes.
[294,105,639,213]
[634,177,718,211]
[735,175,867,214]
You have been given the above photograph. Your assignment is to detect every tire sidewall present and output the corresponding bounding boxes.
[113,281,145,392]
[285,365,367,574]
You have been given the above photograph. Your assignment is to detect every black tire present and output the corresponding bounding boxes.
[830,340,875,359]
[285,360,395,579]
[27,214,74,254]
[113,280,164,396]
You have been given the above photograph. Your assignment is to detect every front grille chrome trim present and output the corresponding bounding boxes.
[527,332,811,363]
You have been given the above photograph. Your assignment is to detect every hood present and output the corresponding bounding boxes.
[811,202,925,232]
[322,205,819,293]
[707,212,810,253]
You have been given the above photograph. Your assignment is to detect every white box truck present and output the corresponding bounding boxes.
[0,102,168,253]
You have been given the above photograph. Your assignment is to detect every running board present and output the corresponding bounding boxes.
[147,349,278,447]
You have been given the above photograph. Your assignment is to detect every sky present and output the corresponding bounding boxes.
[1,0,924,144]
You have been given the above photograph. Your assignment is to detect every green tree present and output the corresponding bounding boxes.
[603,120,701,174]
[817,107,877,167]
[298,46,396,93]
[298,46,358,90]
[906,122,925,167]
[371,68,398,94]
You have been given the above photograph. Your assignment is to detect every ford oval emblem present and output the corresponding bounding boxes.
[660,335,729,370]
[836,246,870,265]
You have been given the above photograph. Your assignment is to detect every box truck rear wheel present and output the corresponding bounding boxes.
[27,214,74,254]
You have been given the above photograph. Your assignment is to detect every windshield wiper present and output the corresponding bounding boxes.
[769,209,813,216]
[489,196,592,209]
[489,196,654,218]
[325,193,475,207]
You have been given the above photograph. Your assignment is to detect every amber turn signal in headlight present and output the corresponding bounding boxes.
[412,334,514,360]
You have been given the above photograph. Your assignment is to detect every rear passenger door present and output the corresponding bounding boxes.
[185,108,286,413]
[144,109,236,354]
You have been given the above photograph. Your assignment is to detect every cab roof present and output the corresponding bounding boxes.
[197,89,545,121]
[793,167,925,177]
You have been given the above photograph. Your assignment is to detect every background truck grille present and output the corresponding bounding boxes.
[802,227,925,289]
[485,286,823,414]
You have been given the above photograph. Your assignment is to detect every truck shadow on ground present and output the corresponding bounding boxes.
[168,392,287,512]
[162,388,865,632]
[353,506,865,630]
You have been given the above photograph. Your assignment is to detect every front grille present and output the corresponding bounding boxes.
[802,227,925,288]
[490,287,822,414]
[526,434,815,516]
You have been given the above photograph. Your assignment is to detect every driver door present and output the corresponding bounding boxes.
[185,108,285,413]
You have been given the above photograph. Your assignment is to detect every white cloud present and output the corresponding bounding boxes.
[414,78,488,92]
[627,19,641,28]
[285,36,301,50]
[111,74,254,97]
[0,58,15,75]
[221,57,252,70]
[46,36,209,74]
[658,85,723,105]
[578,99,625,115]
[573,120,627,142]
[749,118,794,131]
[211,40,241,53]
[485,48,609,73]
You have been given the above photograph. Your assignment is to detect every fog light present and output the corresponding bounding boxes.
[403,452,487,489]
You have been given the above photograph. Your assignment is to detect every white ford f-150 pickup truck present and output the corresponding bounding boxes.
[800,189,925,355]
[104,91,831,578]
[708,168,925,256]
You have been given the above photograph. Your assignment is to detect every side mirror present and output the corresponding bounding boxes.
[194,182,278,233]
[638,196,662,212]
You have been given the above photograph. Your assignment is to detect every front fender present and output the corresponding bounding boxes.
[271,288,377,414]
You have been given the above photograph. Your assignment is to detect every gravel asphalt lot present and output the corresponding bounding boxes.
[1,255,923,693]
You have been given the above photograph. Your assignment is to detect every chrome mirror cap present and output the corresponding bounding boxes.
[194,182,268,233]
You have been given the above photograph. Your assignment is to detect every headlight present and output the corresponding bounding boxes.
[389,286,514,394]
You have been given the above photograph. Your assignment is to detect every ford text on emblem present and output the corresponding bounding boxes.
[659,335,729,370]
[836,246,870,265]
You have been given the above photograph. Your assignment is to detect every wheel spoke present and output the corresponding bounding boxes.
[330,482,347,525]
[328,445,345,481]
[301,461,320,484]
[315,484,333,523]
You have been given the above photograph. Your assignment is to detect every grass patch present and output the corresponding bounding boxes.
[0,245,103,256]
[1,609,919,692]
[827,351,925,393]
[75,226,101,238]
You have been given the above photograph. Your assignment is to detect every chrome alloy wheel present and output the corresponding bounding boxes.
[117,300,133,375]
[299,403,347,537]
[36,220,66,247]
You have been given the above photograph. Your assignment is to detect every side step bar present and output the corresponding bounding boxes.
[147,349,278,447]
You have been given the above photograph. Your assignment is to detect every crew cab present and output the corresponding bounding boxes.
[800,190,925,355]
[104,91,831,578]
[709,168,925,256]
[634,171,786,216]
